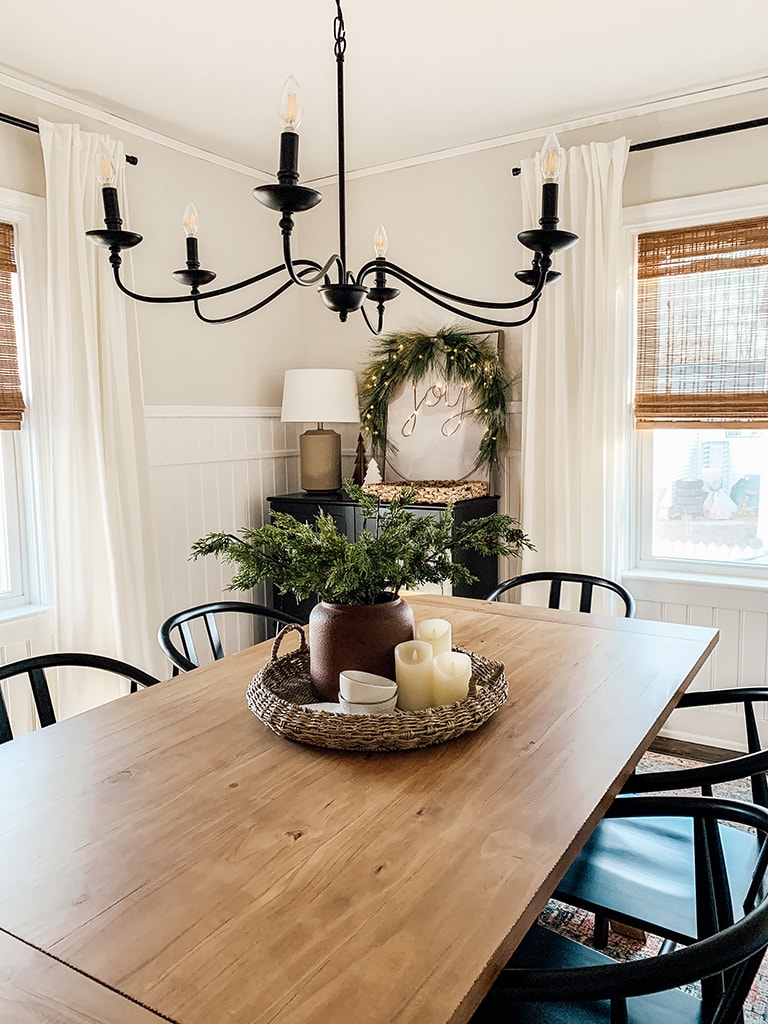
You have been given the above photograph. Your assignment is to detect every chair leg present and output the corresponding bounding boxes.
[594,913,610,948]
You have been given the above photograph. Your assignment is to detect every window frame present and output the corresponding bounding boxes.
[626,183,768,579]
[0,188,49,614]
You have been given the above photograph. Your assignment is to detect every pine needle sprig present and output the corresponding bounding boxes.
[191,480,534,606]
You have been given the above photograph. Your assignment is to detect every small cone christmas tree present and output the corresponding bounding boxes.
[352,433,367,485]
[364,458,383,485]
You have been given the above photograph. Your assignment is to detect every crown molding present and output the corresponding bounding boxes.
[2,65,767,185]
[307,75,768,186]
[0,68,273,181]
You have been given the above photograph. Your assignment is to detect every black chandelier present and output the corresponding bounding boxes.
[87,1,577,333]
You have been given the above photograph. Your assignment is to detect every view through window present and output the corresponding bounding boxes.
[650,429,768,565]
[636,215,768,570]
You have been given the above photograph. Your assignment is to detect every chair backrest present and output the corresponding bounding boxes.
[628,686,768,811]
[485,571,635,618]
[487,794,768,1024]
[0,652,160,744]
[158,600,306,674]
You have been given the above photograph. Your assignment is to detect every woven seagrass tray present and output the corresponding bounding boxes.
[246,623,507,752]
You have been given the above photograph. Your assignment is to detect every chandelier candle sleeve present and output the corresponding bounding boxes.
[415,619,452,657]
[432,651,472,706]
[394,641,434,712]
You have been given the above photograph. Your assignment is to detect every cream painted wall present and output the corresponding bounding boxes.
[297,85,768,374]
[0,80,304,407]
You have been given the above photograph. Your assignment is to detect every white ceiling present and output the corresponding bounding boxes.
[2,0,768,180]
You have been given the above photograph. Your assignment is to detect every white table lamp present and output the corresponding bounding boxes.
[281,368,360,492]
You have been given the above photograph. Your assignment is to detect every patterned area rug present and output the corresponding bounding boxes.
[539,749,768,1023]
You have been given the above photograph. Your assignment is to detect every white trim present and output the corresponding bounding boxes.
[149,449,298,468]
[0,187,50,611]
[0,70,273,182]
[624,569,768,608]
[2,65,767,184]
[309,77,768,185]
[624,183,768,232]
[144,405,282,419]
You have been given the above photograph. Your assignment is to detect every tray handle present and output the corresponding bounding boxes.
[269,622,308,663]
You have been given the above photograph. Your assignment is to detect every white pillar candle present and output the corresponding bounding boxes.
[394,640,434,711]
[432,651,472,706]
[415,618,452,657]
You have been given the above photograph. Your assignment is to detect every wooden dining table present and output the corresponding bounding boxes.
[0,593,718,1024]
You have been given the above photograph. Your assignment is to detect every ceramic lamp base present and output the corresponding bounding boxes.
[300,428,341,492]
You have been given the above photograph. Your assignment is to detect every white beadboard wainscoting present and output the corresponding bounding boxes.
[145,406,360,663]
[0,606,55,737]
[623,571,768,751]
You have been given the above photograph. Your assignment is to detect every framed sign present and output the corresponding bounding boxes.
[359,327,511,488]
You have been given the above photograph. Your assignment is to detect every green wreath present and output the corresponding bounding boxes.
[359,325,512,473]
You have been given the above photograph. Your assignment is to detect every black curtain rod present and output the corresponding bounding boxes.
[4,107,766,177]
[0,111,139,164]
[510,116,768,174]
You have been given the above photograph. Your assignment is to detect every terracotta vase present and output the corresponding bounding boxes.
[308,596,415,702]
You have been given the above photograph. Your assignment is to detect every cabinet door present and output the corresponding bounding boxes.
[266,497,356,620]
[451,497,499,599]
[271,499,355,539]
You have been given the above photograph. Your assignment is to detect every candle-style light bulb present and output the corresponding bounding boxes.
[539,133,564,182]
[538,133,565,229]
[96,149,121,226]
[97,151,115,187]
[182,203,200,264]
[277,76,302,184]
[183,202,199,237]
[279,76,302,131]
[373,224,388,258]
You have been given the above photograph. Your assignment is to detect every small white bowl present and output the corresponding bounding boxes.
[338,692,398,715]
[339,669,398,704]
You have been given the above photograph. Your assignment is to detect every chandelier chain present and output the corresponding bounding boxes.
[334,0,346,59]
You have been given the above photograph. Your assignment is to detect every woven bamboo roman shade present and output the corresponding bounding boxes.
[635,216,768,428]
[0,223,25,430]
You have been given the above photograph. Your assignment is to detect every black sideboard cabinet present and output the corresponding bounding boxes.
[266,490,500,622]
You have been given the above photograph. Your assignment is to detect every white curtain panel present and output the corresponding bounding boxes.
[39,121,165,719]
[519,138,631,598]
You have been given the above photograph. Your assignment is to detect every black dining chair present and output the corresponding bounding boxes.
[484,571,636,618]
[0,652,161,744]
[554,686,768,949]
[158,600,306,675]
[471,795,768,1024]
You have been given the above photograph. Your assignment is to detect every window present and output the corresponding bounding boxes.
[0,190,47,611]
[633,197,768,572]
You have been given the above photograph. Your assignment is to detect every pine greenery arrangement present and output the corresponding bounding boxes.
[191,482,534,607]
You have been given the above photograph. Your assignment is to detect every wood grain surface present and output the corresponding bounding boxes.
[0,931,166,1022]
[0,595,717,1024]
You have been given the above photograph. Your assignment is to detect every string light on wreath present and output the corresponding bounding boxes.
[359,325,514,473]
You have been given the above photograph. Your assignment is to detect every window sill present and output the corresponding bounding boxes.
[623,567,768,593]
[0,603,53,625]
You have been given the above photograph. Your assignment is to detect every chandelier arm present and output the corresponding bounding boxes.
[112,261,292,304]
[357,259,548,310]
[360,304,385,336]
[282,230,341,286]
[361,264,544,328]
[111,259,333,305]
[192,279,297,324]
